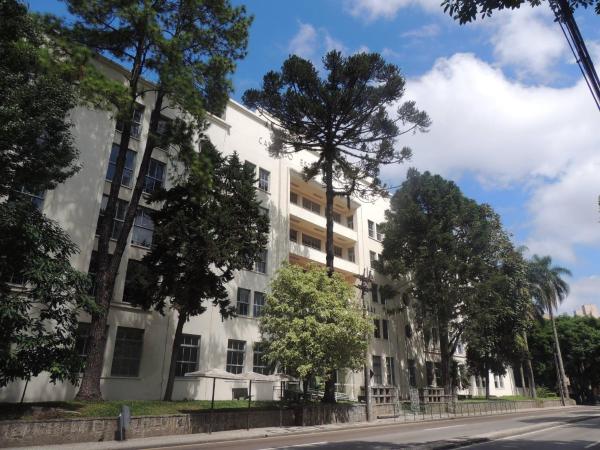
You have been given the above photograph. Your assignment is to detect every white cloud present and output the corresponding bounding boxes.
[355,45,371,54]
[345,0,440,21]
[401,23,441,39]
[324,32,348,54]
[381,52,600,266]
[288,22,318,59]
[557,276,600,314]
[488,8,568,78]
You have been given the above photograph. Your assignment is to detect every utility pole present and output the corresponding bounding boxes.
[356,268,373,421]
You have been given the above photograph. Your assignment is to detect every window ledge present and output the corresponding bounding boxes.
[130,243,152,251]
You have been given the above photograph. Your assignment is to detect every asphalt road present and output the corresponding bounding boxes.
[143,406,600,450]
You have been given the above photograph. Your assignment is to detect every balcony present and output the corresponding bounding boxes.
[288,234,359,276]
[289,202,358,242]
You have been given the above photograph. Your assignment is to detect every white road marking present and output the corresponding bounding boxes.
[258,442,329,450]
[425,424,466,430]
[585,441,600,449]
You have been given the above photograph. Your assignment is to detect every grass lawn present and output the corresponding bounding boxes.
[0,400,280,421]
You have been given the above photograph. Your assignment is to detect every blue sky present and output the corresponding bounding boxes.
[30,0,600,314]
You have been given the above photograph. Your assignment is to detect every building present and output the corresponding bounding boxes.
[0,57,518,403]
[574,304,600,319]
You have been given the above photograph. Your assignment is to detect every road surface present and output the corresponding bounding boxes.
[142,406,600,450]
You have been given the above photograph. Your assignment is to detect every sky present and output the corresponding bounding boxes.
[29,0,600,314]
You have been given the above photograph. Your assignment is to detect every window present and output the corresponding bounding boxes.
[500,375,504,388]
[290,191,298,204]
[237,288,251,316]
[334,246,342,257]
[87,251,98,295]
[348,247,355,263]
[373,319,381,338]
[371,283,379,303]
[254,250,267,274]
[370,251,377,265]
[111,327,144,377]
[431,327,439,345]
[379,285,386,305]
[156,115,171,137]
[494,375,499,389]
[116,105,144,139]
[289,229,298,242]
[408,359,417,387]
[434,362,442,387]
[258,168,270,192]
[377,227,384,242]
[368,220,375,238]
[302,233,321,251]
[144,158,166,194]
[226,339,246,374]
[332,212,341,223]
[122,259,144,303]
[96,195,128,239]
[382,319,389,340]
[132,207,154,247]
[17,186,45,210]
[253,292,265,317]
[175,334,200,377]
[372,356,383,385]
[386,357,396,386]
[302,197,321,214]
[106,144,136,187]
[253,342,271,375]
[75,323,91,359]
[426,361,434,386]
[347,215,354,230]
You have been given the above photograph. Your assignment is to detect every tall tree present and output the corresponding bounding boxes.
[527,254,572,399]
[63,0,252,400]
[259,263,371,399]
[0,0,95,388]
[126,141,269,401]
[244,51,429,402]
[379,169,514,394]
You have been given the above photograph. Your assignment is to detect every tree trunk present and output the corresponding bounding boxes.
[438,324,452,395]
[163,311,187,401]
[519,363,527,396]
[76,86,165,401]
[323,150,335,277]
[523,332,537,398]
[322,371,336,403]
[549,309,569,399]
[485,369,490,399]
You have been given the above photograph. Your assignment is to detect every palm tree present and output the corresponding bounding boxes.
[527,254,571,399]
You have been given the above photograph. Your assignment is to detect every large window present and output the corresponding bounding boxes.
[382,319,389,340]
[372,355,383,385]
[254,250,267,274]
[289,229,298,243]
[408,359,417,387]
[226,339,246,374]
[347,215,354,230]
[111,327,144,377]
[332,211,341,223]
[75,322,91,359]
[132,207,154,247]
[87,251,98,295]
[253,291,265,317]
[237,288,250,316]
[106,144,136,187]
[258,168,270,192]
[96,195,128,239]
[116,104,144,139]
[144,158,166,194]
[348,247,355,262]
[371,283,379,303]
[302,197,321,215]
[175,334,200,377]
[17,186,45,210]
[334,246,342,257]
[253,342,271,375]
[122,259,144,303]
[290,191,298,204]
[373,319,381,339]
[386,357,396,386]
[302,233,321,251]
[368,220,375,238]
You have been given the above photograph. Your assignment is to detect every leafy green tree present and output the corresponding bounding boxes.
[379,169,519,394]
[63,0,252,400]
[126,141,269,400]
[244,50,429,402]
[527,255,572,399]
[528,315,600,404]
[259,264,371,400]
[0,0,96,389]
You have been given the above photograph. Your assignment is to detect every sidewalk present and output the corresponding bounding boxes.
[3,405,585,450]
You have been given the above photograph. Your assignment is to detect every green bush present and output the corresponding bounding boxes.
[536,386,558,398]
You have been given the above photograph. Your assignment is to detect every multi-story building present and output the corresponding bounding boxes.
[0,57,519,403]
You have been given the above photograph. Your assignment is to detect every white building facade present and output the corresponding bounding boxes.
[0,58,519,403]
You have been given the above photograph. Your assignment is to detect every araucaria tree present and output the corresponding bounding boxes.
[126,141,269,401]
[63,0,252,400]
[0,0,94,388]
[379,169,525,394]
[260,264,371,396]
[243,51,430,277]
